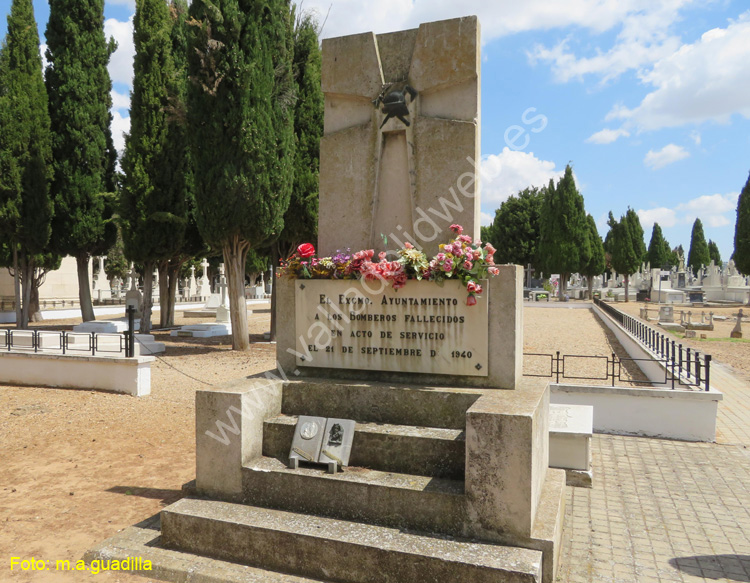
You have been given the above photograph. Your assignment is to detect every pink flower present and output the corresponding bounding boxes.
[466,294,477,306]
[486,254,495,265]
[489,266,499,276]
[472,249,482,260]
[450,224,463,235]
[436,253,446,262]
[404,241,414,249]
[463,260,473,270]
[442,259,454,272]
[297,243,315,258]
[467,281,479,293]
[458,235,472,244]
[452,246,463,258]
[484,243,496,255]
[378,251,387,261]
[444,244,454,254]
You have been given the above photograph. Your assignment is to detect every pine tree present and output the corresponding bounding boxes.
[188,0,295,350]
[707,240,721,266]
[734,172,750,275]
[537,165,590,297]
[484,186,544,269]
[0,0,55,328]
[687,218,710,273]
[120,0,196,332]
[45,0,117,322]
[647,223,668,269]
[581,214,605,299]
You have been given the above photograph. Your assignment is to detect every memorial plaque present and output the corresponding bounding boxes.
[289,416,327,465]
[318,418,356,468]
[294,279,488,377]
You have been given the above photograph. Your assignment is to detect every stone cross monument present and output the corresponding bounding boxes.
[318,18,480,256]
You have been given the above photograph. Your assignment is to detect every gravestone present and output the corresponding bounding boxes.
[189,265,197,298]
[731,310,743,339]
[196,258,210,299]
[124,266,143,318]
[659,306,674,323]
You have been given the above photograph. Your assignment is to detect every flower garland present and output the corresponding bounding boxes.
[279,225,499,305]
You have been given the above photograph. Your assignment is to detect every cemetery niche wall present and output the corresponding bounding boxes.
[88,16,567,583]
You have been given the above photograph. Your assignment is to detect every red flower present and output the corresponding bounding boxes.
[466,294,477,306]
[450,224,463,235]
[297,243,315,258]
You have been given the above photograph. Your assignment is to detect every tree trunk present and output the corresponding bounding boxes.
[21,256,34,328]
[158,262,169,328]
[76,254,96,322]
[13,246,22,328]
[624,274,630,303]
[29,277,43,322]
[140,262,154,334]
[587,276,594,301]
[270,246,279,341]
[165,260,181,328]
[560,272,568,300]
[224,236,250,350]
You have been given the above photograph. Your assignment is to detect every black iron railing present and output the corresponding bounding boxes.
[593,298,711,391]
[1,306,138,358]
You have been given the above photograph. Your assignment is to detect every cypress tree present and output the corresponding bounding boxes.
[484,186,544,269]
[734,173,750,275]
[537,165,590,297]
[607,209,641,302]
[45,0,117,322]
[647,223,668,269]
[269,10,323,340]
[188,0,295,350]
[0,0,54,328]
[687,218,710,273]
[707,240,721,266]
[581,214,605,299]
[120,0,194,332]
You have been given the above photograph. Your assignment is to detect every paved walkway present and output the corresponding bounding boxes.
[557,353,750,582]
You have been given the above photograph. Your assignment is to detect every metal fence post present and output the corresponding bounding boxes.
[705,355,711,391]
[126,305,136,358]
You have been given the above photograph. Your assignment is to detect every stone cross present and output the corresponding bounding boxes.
[317,17,480,256]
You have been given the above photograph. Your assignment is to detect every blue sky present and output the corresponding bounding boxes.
[2,0,749,261]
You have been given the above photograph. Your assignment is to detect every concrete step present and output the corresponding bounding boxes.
[161,498,543,583]
[263,414,465,479]
[281,379,483,429]
[242,456,466,537]
[84,514,325,583]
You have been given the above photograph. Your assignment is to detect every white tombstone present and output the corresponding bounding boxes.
[189,265,197,298]
[216,271,230,323]
[196,258,210,299]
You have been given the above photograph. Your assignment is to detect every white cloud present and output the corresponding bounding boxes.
[643,143,689,169]
[585,127,630,144]
[104,16,135,87]
[111,110,130,155]
[527,2,690,83]
[637,207,677,229]
[638,192,738,232]
[480,147,563,206]
[111,89,130,113]
[690,130,701,146]
[607,13,750,130]
[676,192,739,227]
[304,0,686,43]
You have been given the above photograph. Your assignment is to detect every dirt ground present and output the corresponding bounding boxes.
[613,301,750,382]
[0,300,746,582]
